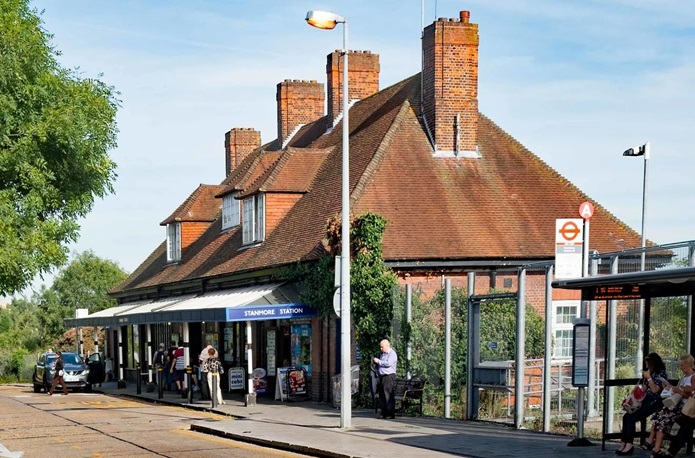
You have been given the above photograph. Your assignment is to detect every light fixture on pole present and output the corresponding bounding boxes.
[623,141,650,374]
[306,9,352,430]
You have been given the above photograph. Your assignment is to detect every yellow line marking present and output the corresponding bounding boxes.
[173,428,301,457]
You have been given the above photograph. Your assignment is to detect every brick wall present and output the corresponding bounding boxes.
[225,128,261,175]
[276,80,324,146]
[181,221,212,250]
[265,193,302,236]
[326,50,380,123]
[423,11,479,153]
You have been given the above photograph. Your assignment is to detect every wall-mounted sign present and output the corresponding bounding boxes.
[226,304,317,322]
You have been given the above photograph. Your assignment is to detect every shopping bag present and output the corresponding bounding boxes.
[663,393,683,409]
[622,384,647,413]
[682,396,695,418]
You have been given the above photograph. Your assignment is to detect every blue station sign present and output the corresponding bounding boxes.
[226,304,317,322]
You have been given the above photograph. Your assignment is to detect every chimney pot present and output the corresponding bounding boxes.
[460,11,470,23]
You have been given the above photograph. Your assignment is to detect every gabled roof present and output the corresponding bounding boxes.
[160,184,225,225]
[113,73,643,295]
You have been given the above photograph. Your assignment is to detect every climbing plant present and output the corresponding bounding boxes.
[279,212,398,405]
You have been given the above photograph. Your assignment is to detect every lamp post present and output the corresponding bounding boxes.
[623,141,650,373]
[306,10,352,429]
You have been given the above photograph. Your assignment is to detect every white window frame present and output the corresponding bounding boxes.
[552,300,581,359]
[242,193,265,245]
[166,222,181,262]
[222,194,240,230]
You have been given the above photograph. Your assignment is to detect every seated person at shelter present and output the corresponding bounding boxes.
[617,353,668,456]
[643,354,695,457]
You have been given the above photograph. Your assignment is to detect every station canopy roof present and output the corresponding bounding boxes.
[552,266,695,301]
[65,282,314,327]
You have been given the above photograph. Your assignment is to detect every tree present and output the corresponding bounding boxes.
[0,0,119,295]
[37,251,128,343]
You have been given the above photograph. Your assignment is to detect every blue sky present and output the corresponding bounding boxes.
[20,0,695,292]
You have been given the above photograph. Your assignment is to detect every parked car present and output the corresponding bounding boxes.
[32,351,105,393]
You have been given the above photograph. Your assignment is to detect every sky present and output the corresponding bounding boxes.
[17,0,695,295]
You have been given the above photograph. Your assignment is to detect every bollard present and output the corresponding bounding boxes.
[211,372,218,409]
[186,366,193,403]
[136,363,141,395]
[157,366,163,399]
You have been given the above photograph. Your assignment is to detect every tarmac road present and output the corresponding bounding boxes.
[0,384,309,458]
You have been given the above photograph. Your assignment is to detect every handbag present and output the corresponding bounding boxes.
[622,384,647,413]
[682,396,695,418]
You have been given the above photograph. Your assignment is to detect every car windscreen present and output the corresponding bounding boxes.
[62,354,84,365]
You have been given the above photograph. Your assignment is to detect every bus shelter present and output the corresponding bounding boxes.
[553,266,695,450]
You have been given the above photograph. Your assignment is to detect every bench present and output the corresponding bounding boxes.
[394,377,427,416]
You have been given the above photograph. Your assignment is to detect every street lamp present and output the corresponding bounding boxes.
[623,141,650,373]
[306,9,352,430]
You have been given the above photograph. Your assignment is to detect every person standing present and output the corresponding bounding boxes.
[171,341,186,393]
[198,340,217,401]
[48,351,68,396]
[202,347,225,405]
[373,339,397,419]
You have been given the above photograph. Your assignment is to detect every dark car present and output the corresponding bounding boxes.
[32,352,105,393]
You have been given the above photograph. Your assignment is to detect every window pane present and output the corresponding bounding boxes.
[255,194,265,241]
[243,197,254,244]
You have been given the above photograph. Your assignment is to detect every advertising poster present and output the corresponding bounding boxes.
[287,367,307,396]
[291,324,312,376]
[275,367,289,401]
[252,367,268,396]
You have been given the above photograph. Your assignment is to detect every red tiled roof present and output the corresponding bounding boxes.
[113,74,642,294]
[160,184,225,225]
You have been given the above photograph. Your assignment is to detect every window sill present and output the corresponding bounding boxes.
[238,242,262,251]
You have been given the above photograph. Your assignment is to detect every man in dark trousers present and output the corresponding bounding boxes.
[373,339,397,419]
[48,351,68,396]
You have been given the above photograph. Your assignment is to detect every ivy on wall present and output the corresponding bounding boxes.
[279,212,397,405]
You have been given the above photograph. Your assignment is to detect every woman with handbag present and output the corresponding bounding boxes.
[617,352,668,456]
[643,354,695,457]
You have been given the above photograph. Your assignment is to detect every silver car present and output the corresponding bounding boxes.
[32,352,105,393]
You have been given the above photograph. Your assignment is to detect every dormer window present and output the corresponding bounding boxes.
[242,193,265,245]
[166,222,181,262]
[222,194,240,230]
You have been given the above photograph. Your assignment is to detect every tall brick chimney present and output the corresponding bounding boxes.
[276,79,324,147]
[225,128,261,175]
[326,50,380,124]
[423,11,479,154]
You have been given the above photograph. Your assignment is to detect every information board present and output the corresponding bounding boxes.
[572,319,591,387]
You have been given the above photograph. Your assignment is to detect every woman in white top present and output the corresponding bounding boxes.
[644,354,695,457]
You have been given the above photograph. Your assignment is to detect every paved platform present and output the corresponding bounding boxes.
[95,381,619,457]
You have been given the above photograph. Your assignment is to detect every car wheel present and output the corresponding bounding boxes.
[84,384,92,393]
[33,384,41,393]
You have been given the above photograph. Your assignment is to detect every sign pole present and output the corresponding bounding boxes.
[568,202,594,447]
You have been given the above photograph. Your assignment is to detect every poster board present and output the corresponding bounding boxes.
[572,318,590,387]
[286,367,307,397]
[228,367,245,391]
[275,367,289,401]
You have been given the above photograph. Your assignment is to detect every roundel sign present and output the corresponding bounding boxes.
[559,220,581,242]
[579,202,595,220]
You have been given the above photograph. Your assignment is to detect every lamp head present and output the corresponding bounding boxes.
[305,10,345,29]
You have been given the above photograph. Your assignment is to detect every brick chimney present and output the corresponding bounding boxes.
[225,128,261,175]
[276,79,324,146]
[423,11,479,154]
[326,50,380,124]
